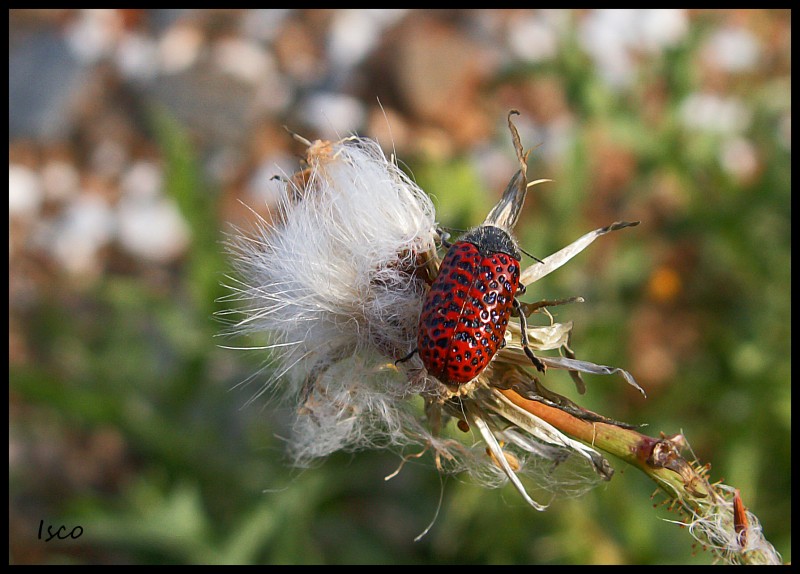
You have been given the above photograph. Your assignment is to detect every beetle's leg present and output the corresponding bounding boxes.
[394,348,418,366]
[513,297,546,373]
[514,291,586,393]
[436,228,452,249]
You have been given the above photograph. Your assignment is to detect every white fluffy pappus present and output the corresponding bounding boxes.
[221,136,439,464]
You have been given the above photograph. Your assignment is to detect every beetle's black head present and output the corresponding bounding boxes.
[460,225,521,260]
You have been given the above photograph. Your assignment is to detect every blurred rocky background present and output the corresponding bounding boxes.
[9,9,790,564]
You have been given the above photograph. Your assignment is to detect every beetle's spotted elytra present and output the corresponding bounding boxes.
[411,111,547,387]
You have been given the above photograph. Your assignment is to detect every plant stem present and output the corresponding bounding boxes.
[497,388,781,565]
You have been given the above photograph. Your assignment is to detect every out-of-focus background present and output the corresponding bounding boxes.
[9,9,790,565]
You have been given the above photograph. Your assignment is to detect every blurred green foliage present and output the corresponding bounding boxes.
[9,12,790,565]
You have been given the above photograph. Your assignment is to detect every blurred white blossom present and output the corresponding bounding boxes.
[679,93,752,134]
[48,194,116,275]
[300,92,367,139]
[9,164,43,219]
[507,12,559,62]
[580,9,688,87]
[702,25,761,73]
